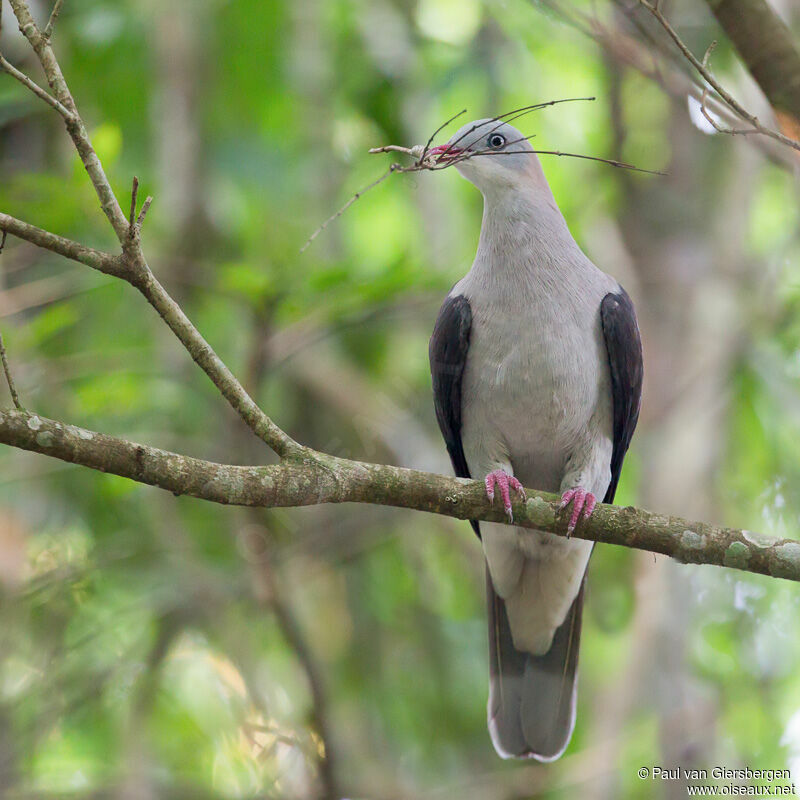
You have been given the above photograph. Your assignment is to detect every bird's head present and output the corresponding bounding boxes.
[428,118,539,194]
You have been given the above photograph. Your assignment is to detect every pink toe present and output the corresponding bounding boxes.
[561,487,597,533]
[568,490,585,532]
[508,476,526,500]
[498,480,513,518]
[484,470,524,522]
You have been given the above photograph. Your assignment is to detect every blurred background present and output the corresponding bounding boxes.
[1,0,800,797]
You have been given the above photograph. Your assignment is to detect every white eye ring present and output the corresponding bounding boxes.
[488,133,506,149]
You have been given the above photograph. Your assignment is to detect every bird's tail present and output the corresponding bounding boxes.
[486,568,585,761]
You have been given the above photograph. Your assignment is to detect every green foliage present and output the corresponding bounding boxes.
[2,0,800,796]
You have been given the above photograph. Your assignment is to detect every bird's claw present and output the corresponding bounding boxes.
[559,487,597,537]
[485,469,526,522]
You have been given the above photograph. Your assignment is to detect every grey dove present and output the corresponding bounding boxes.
[427,118,643,761]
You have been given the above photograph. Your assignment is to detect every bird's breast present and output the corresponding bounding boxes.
[460,298,606,484]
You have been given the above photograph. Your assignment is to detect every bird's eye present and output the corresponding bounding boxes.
[488,133,506,149]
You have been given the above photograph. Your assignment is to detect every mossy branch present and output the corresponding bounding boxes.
[2,409,798,583]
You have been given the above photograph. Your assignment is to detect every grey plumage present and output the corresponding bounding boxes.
[429,118,643,760]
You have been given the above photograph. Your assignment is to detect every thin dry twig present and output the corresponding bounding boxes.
[473,147,666,175]
[420,107,467,162]
[301,98,660,251]
[368,144,422,158]
[43,0,64,40]
[635,0,800,153]
[698,41,758,137]
[129,176,139,231]
[127,176,153,232]
[443,97,596,154]
[535,0,797,169]
[136,196,153,228]
[299,164,400,253]
[431,129,665,174]
[0,332,22,410]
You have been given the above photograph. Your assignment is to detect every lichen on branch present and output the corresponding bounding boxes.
[3,409,800,584]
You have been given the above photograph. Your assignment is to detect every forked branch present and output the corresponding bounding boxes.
[0,0,303,460]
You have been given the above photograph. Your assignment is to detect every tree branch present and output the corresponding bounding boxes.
[0,0,303,460]
[0,54,74,119]
[3,408,799,583]
[535,0,798,169]
[705,0,800,135]
[8,0,129,238]
[130,268,302,458]
[0,212,123,275]
[635,0,800,153]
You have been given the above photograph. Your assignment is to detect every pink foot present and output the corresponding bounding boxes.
[559,487,597,536]
[485,469,526,522]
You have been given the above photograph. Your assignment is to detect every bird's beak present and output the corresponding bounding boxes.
[428,143,464,163]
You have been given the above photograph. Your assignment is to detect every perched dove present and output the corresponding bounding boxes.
[428,118,643,761]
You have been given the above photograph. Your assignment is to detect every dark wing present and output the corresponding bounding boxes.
[429,294,478,535]
[600,287,644,504]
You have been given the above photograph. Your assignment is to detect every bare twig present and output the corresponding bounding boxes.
[42,0,64,40]
[136,196,153,229]
[128,177,153,233]
[304,97,652,251]
[635,0,800,153]
[0,54,74,119]
[472,147,667,175]
[300,165,399,253]
[0,212,121,275]
[0,231,6,255]
[534,0,797,169]
[432,129,665,174]
[367,144,422,158]
[420,107,467,162]
[0,334,22,410]
[699,41,759,137]
[129,176,139,232]
[444,97,596,154]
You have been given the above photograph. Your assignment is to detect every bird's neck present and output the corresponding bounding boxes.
[470,184,580,291]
